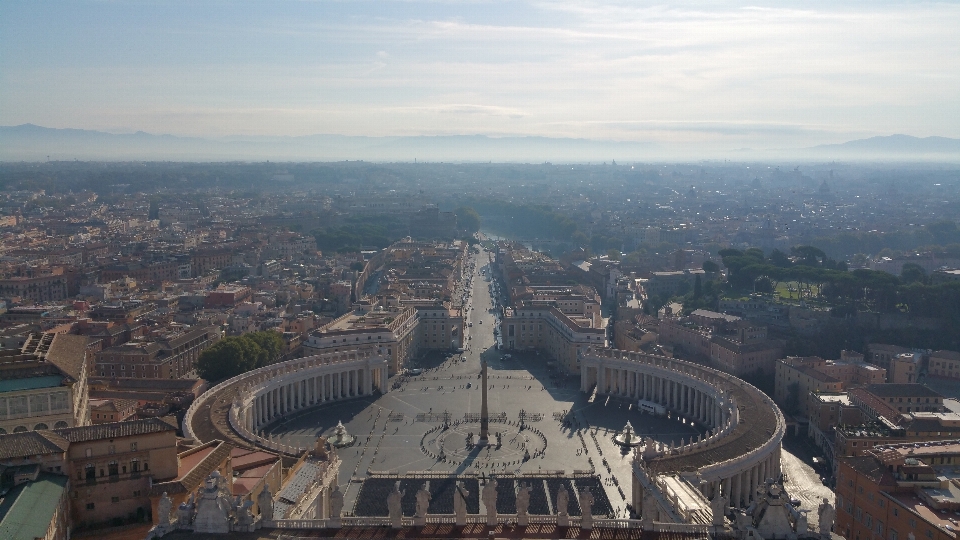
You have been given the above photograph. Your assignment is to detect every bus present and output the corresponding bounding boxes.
[637,400,666,416]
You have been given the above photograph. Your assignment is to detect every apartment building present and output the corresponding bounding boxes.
[94,325,220,379]
[303,302,463,374]
[501,305,607,374]
[57,417,179,527]
[774,355,886,417]
[836,441,960,540]
[928,350,960,380]
[659,310,783,377]
[0,267,69,303]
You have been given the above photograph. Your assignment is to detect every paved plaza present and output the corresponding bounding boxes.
[261,250,701,516]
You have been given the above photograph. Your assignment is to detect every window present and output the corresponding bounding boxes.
[86,503,95,510]
[130,442,137,451]
[111,496,120,503]
[891,530,898,540]
[85,448,93,457]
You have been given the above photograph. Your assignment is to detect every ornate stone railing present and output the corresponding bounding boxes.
[270,515,708,531]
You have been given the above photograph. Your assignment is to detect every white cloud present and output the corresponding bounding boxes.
[1,0,958,147]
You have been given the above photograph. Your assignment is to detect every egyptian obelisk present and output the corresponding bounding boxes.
[479,358,489,440]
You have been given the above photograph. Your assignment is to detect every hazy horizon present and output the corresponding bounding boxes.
[2,1,959,155]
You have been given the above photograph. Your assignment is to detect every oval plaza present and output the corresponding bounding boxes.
[179,243,790,537]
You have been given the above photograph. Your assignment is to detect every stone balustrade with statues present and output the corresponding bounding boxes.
[579,348,784,514]
[184,348,389,453]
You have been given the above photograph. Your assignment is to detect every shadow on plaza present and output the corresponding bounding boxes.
[263,395,380,437]
[576,396,703,443]
[410,350,460,371]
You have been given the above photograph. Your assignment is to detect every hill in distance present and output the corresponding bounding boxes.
[1,124,957,162]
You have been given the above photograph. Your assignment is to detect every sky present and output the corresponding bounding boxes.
[2,0,959,151]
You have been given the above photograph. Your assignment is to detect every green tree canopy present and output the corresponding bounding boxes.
[196,331,286,382]
[454,206,481,233]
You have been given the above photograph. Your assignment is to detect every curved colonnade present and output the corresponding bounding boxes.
[184,350,389,453]
[579,348,785,509]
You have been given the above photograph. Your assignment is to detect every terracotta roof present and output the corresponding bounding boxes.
[0,430,71,460]
[54,416,177,443]
[866,384,943,399]
[43,334,90,381]
[849,387,903,425]
[843,455,886,481]
[150,440,234,496]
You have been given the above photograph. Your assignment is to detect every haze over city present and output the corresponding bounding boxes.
[2,3,960,540]
[2,0,960,160]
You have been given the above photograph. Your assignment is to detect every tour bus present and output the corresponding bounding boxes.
[637,400,666,416]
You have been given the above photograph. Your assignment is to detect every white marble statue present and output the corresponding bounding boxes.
[556,485,570,526]
[258,486,274,522]
[387,481,404,528]
[235,498,255,531]
[482,479,498,525]
[157,492,172,527]
[579,488,595,530]
[516,483,531,526]
[415,483,431,518]
[641,490,656,526]
[177,494,195,529]
[712,493,728,527]
[818,498,835,539]
[329,484,344,521]
[193,473,231,533]
[454,481,470,526]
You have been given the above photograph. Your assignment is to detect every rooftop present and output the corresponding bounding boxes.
[0,431,70,461]
[0,473,68,540]
[54,416,177,443]
[867,384,944,399]
[0,374,64,393]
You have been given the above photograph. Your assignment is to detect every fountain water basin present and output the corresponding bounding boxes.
[614,421,642,447]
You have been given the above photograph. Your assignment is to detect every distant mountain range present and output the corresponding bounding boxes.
[1,124,957,162]
[804,134,960,156]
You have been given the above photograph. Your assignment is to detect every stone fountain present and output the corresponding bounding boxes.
[328,421,356,448]
[613,421,642,447]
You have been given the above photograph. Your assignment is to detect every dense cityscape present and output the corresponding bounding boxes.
[0,160,958,540]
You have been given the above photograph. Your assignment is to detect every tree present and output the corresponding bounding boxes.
[693,274,703,299]
[769,249,791,268]
[245,331,286,367]
[196,339,258,381]
[195,331,287,381]
[792,245,826,267]
[900,263,927,285]
[606,248,621,261]
[702,260,720,273]
[454,206,481,233]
